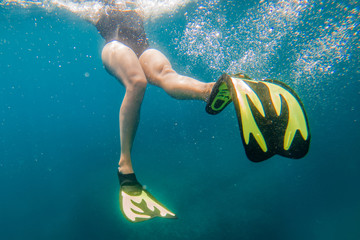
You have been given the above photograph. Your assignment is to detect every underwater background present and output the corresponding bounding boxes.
[0,0,359,239]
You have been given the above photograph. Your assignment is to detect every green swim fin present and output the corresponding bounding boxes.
[118,172,177,223]
[213,73,310,162]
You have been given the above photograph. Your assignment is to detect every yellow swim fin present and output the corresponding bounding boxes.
[207,73,310,162]
[118,172,177,223]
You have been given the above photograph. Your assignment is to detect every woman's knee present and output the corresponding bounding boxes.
[127,74,147,94]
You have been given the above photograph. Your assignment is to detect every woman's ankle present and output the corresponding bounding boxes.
[118,162,134,174]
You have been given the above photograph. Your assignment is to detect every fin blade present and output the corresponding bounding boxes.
[231,78,267,152]
[224,73,310,162]
[262,78,310,157]
[120,187,177,223]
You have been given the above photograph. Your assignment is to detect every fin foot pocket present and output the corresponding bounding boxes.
[206,74,233,115]
[118,172,177,223]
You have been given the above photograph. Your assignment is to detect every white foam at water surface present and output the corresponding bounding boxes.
[0,0,195,19]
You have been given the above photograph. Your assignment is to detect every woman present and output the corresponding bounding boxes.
[53,0,223,222]
[6,0,310,223]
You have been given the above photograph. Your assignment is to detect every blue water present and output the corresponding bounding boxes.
[1,0,359,239]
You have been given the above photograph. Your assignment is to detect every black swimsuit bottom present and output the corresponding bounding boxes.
[96,10,149,57]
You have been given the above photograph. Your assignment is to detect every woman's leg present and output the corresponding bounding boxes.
[101,41,147,174]
[139,49,214,101]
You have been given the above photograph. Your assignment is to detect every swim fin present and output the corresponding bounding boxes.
[118,172,177,223]
[206,75,233,114]
[208,73,310,162]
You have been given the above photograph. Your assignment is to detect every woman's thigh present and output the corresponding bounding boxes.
[101,41,147,88]
[139,48,175,86]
